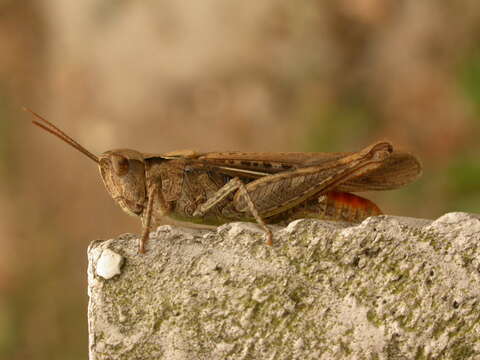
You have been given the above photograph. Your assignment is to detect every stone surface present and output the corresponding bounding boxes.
[87,213,480,359]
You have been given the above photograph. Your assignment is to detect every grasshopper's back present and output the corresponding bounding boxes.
[197,149,421,191]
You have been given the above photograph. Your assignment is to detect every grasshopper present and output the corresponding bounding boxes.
[27,108,422,253]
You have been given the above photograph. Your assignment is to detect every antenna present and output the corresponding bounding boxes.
[24,107,99,164]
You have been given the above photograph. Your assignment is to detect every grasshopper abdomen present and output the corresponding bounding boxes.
[317,191,382,222]
[267,191,382,225]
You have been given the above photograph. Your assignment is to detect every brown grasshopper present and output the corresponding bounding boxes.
[26,108,422,253]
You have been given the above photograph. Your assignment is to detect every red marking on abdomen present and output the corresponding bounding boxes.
[266,191,383,224]
[318,191,382,222]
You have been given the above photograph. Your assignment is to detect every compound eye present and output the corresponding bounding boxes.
[110,154,129,176]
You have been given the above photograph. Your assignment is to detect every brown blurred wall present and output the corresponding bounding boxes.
[1,1,480,358]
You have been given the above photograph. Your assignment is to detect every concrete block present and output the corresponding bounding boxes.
[87,213,480,359]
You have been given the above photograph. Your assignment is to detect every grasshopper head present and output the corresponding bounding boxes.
[99,149,147,216]
[26,108,148,217]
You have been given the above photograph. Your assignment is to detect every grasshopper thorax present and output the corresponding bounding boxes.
[99,149,147,217]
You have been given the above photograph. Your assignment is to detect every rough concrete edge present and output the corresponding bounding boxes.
[87,212,480,359]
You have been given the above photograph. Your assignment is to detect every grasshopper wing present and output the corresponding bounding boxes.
[336,151,422,191]
[146,147,421,191]
[196,149,421,191]
[197,151,345,178]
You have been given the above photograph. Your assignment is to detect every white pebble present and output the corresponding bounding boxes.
[96,249,124,279]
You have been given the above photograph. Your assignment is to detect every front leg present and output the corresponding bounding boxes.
[139,183,169,253]
[193,177,273,245]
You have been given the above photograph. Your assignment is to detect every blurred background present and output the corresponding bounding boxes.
[1,0,480,358]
